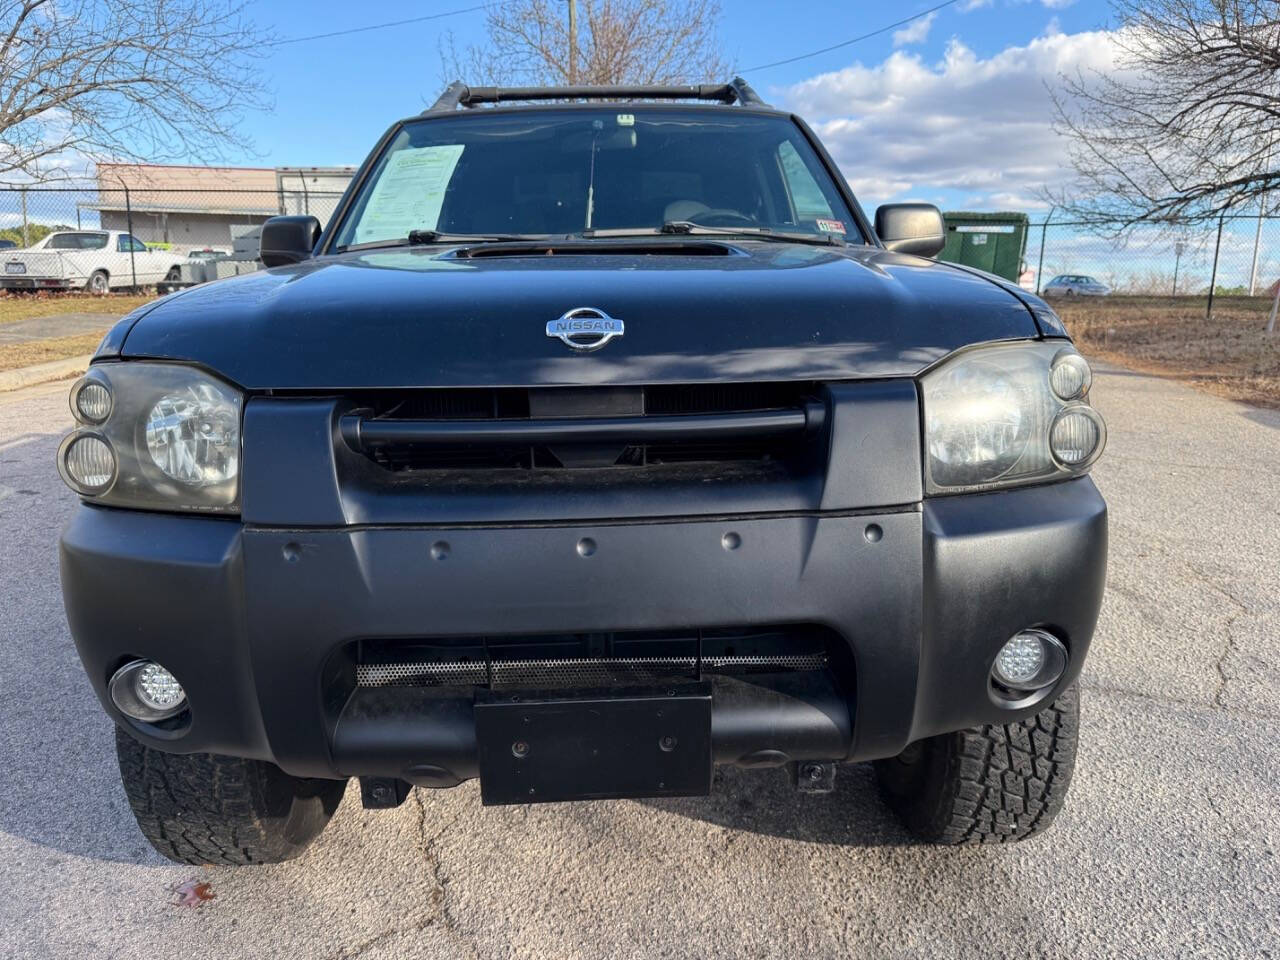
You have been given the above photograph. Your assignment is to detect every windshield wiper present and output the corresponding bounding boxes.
[407,229,545,245]
[579,222,843,246]
[660,221,843,245]
[338,230,547,252]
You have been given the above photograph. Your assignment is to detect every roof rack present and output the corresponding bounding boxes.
[425,76,770,113]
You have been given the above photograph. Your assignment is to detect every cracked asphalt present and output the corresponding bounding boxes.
[0,365,1277,960]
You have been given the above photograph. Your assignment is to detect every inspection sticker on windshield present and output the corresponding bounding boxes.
[616,114,635,126]
[816,219,846,234]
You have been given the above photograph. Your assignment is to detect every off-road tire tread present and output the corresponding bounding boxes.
[115,727,345,866]
[875,684,1079,845]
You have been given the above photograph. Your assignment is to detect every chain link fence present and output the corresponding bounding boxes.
[5,181,1279,304]
[0,185,344,292]
[1026,213,1280,301]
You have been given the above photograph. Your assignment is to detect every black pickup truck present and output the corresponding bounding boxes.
[58,79,1106,865]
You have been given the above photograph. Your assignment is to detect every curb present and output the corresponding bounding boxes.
[0,354,92,393]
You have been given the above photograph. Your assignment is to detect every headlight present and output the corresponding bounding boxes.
[922,341,1105,494]
[59,364,242,512]
[145,384,239,487]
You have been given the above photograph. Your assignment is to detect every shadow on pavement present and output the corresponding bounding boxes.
[0,428,164,865]
[1243,407,1280,430]
[640,762,921,847]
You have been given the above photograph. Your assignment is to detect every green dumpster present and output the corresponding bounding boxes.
[938,211,1029,283]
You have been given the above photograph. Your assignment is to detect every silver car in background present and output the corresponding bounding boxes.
[1044,274,1111,297]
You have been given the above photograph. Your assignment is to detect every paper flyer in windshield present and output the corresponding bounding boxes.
[354,144,465,243]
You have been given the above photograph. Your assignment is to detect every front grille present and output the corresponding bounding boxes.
[357,653,829,689]
[343,382,823,473]
[353,626,835,690]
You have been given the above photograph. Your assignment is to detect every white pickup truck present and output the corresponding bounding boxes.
[1,230,191,293]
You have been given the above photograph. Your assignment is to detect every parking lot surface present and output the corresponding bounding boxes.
[0,366,1276,959]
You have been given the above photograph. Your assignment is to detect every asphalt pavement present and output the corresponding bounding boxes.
[0,366,1276,960]
[0,313,119,344]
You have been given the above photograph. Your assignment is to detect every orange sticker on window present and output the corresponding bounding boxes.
[816,219,846,233]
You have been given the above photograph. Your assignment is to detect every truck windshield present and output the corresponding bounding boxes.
[332,109,861,249]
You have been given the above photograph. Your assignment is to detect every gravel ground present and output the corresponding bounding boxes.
[0,366,1276,960]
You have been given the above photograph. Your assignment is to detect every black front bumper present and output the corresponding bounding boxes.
[61,477,1106,784]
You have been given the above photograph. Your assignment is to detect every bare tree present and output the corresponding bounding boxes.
[440,0,728,88]
[1049,0,1280,228]
[0,0,271,180]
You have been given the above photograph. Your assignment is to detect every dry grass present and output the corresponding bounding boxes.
[1057,296,1280,408]
[0,332,103,372]
[0,291,155,325]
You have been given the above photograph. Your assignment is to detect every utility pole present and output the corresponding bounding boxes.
[567,0,578,84]
[1172,241,1185,297]
[19,186,28,247]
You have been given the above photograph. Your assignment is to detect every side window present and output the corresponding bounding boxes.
[117,235,147,252]
[81,234,109,250]
[777,141,834,221]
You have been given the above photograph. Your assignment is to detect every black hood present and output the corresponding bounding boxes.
[119,242,1040,390]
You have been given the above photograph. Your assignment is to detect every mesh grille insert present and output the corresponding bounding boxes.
[356,653,828,689]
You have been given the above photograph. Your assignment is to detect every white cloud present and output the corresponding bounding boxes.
[892,11,937,47]
[777,29,1124,210]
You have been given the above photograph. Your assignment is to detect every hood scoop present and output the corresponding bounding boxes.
[446,240,738,259]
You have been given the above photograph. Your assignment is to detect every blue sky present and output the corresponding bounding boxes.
[245,0,1117,211]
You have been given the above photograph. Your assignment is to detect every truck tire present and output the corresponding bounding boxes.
[874,684,1078,844]
[158,266,181,294]
[115,726,346,865]
[86,270,109,295]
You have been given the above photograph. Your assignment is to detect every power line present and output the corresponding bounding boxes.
[742,0,960,72]
[267,3,494,47]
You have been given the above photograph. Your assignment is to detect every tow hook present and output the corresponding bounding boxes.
[359,776,412,809]
[789,761,836,794]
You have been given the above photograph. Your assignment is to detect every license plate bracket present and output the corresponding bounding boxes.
[475,684,712,805]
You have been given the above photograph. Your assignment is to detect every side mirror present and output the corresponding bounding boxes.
[874,203,945,258]
[260,216,321,267]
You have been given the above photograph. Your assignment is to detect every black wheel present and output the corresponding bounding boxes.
[874,684,1079,844]
[86,270,109,295]
[159,266,181,294]
[115,726,346,865]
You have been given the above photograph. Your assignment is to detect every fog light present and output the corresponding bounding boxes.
[992,629,1068,693]
[109,660,187,722]
[136,663,185,711]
